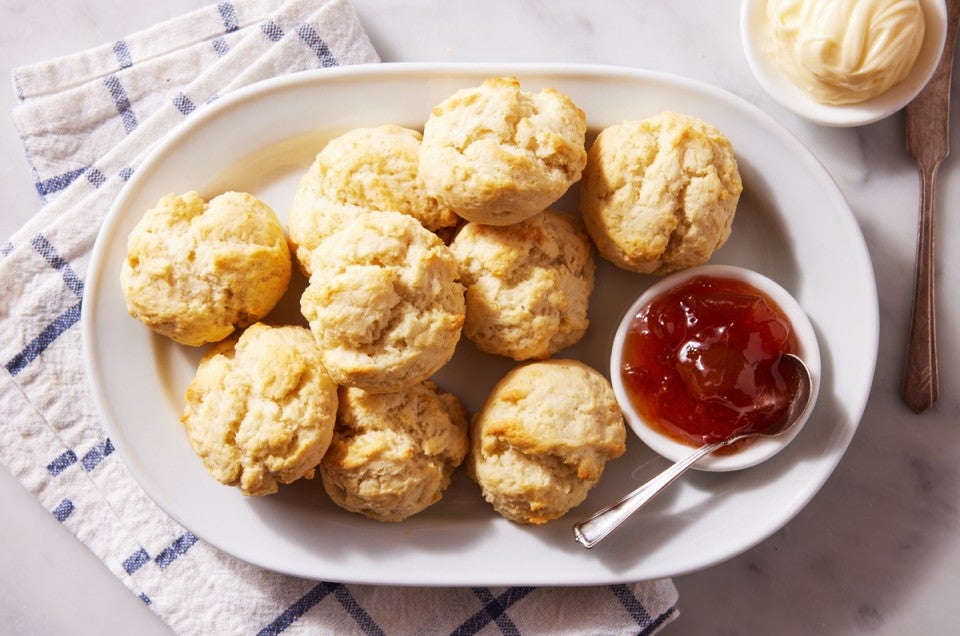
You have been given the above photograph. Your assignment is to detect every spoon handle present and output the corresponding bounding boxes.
[573,441,720,548]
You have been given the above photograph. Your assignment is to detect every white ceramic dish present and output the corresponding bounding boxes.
[740,0,947,127]
[611,264,822,472]
[82,63,878,585]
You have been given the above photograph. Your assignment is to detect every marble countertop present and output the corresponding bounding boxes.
[2,1,958,633]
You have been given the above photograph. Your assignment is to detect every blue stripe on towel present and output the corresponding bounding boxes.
[81,438,115,472]
[85,167,107,188]
[35,166,88,197]
[30,233,84,297]
[218,2,239,33]
[451,587,534,636]
[258,582,386,635]
[610,583,652,626]
[139,593,152,605]
[257,582,339,636]
[5,230,85,375]
[5,301,82,376]
[173,93,196,116]
[212,36,229,57]
[52,498,74,522]
[113,40,133,69]
[639,605,680,636]
[154,532,198,569]
[47,450,78,476]
[103,75,138,133]
[123,548,151,575]
[295,24,337,67]
[332,585,383,636]
[261,21,283,42]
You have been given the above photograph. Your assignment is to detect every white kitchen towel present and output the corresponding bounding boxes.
[0,1,680,634]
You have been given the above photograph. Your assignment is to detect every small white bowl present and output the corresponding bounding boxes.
[610,264,821,471]
[740,0,947,127]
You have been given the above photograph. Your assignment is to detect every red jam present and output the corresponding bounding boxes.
[621,275,800,448]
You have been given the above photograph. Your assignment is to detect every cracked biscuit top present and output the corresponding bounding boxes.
[300,211,465,394]
[181,323,338,496]
[288,125,460,275]
[468,359,626,525]
[449,209,595,361]
[419,76,587,226]
[120,191,291,346]
[320,381,469,522]
[579,111,742,274]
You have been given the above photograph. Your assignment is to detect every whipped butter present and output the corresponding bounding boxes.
[766,0,926,104]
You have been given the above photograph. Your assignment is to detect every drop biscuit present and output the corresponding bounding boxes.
[300,211,465,393]
[450,209,595,360]
[121,191,291,346]
[579,111,742,274]
[468,359,626,524]
[181,323,338,496]
[420,76,587,226]
[321,382,469,522]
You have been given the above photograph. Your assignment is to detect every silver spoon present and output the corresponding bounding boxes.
[573,353,814,549]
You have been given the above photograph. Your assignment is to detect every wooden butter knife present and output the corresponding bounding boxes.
[903,0,960,413]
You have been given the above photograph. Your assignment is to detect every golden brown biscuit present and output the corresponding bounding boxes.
[468,359,626,524]
[287,125,460,274]
[300,211,465,393]
[579,111,742,274]
[449,209,595,360]
[419,76,588,226]
[320,382,469,522]
[120,191,291,346]
[181,323,338,496]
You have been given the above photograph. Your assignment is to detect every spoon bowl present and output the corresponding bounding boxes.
[699,353,813,448]
[573,353,815,549]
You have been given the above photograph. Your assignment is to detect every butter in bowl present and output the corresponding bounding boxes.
[740,0,948,126]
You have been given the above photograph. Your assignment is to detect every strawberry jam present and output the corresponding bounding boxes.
[621,275,799,447]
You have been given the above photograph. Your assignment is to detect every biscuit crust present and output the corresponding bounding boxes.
[320,382,469,522]
[468,359,626,524]
[120,191,291,346]
[181,323,338,496]
[288,125,460,275]
[420,76,587,226]
[579,111,742,274]
[450,209,595,360]
[301,211,465,393]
